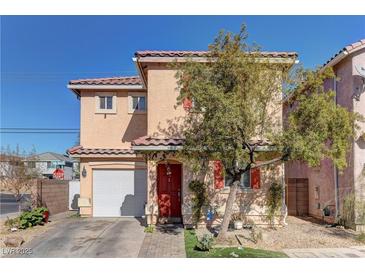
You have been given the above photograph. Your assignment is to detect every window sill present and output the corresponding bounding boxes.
[95,110,117,114]
[220,187,254,194]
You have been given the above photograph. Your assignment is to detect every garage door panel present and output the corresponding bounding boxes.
[93,169,147,217]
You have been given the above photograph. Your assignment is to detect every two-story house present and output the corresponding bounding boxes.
[67,50,297,226]
[285,40,365,231]
[24,152,76,180]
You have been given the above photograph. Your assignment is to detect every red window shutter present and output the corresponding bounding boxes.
[213,160,224,189]
[183,98,192,110]
[250,168,261,189]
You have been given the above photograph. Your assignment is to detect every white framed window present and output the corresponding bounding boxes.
[128,93,146,113]
[224,171,251,189]
[95,92,116,114]
[27,161,36,168]
[99,96,113,110]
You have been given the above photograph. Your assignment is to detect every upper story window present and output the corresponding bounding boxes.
[99,96,113,110]
[129,93,147,113]
[95,92,116,114]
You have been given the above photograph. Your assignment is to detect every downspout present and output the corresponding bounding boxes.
[333,76,340,220]
[281,162,288,225]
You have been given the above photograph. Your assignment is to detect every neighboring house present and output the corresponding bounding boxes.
[25,152,76,180]
[67,50,297,226]
[285,40,365,231]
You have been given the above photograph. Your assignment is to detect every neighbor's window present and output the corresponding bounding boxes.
[27,162,36,168]
[99,96,113,110]
[129,95,146,113]
[47,161,53,169]
[224,171,251,188]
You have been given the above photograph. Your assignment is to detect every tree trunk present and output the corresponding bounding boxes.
[217,180,240,241]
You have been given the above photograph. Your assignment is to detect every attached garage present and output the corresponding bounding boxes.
[92,169,147,217]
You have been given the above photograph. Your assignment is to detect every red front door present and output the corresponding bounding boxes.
[157,164,182,219]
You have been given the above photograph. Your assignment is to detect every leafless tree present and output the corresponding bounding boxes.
[0,146,40,205]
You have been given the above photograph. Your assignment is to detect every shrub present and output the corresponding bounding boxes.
[340,192,355,228]
[18,207,48,229]
[356,232,365,243]
[250,225,263,244]
[266,182,283,226]
[196,234,214,251]
[5,216,20,229]
[144,225,155,233]
[188,180,208,224]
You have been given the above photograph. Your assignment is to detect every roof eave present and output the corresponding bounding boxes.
[135,56,298,64]
[320,50,349,72]
[67,84,144,90]
[132,145,183,151]
[132,57,147,88]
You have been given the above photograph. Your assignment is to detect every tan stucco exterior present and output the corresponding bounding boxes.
[146,65,187,138]
[78,156,146,216]
[80,89,147,149]
[145,155,284,226]
[73,57,290,227]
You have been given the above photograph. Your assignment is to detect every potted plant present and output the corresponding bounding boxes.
[323,206,331,217]
[232,214,243,230]
[34,207,49,223]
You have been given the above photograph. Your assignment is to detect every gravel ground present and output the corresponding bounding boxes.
[197,216,363,251]
[0,211,75,249]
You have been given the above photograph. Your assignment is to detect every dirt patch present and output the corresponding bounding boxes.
[0,211,73,249]
[197,216,362,251]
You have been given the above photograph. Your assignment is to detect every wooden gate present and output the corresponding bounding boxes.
[287,178,309,216]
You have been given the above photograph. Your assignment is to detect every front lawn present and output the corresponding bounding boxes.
[184,229,287,258]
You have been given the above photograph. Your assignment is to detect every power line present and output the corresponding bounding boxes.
[0,128,80,134]
[0,128,79,130]
[0,132,79,134]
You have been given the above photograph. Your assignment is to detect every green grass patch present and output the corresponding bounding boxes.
[68,212,81,218]
[184,229,288,258]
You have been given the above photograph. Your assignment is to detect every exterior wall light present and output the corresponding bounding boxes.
[82,166,87,178]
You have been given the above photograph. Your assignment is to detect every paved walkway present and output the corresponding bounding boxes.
[283,246,365,258]
[138,224,186,258]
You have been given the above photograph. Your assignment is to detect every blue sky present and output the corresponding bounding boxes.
[1,16,364,155]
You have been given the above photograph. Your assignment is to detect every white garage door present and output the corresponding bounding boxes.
[93,169,147,217]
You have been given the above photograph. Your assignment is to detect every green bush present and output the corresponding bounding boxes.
[356,232,365,243]
[144,225,155,233]
[196,234,214,251]
[188,180,208,224]
[266,182,283,225]
[18,207,48,229]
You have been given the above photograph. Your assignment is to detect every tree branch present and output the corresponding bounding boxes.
[252,156,285,169]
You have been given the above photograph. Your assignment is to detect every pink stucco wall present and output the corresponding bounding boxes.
[285,47,365,229]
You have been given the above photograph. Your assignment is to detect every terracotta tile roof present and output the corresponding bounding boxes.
[343,39,365,53]
[68,76,141,86]
[67,146,134,156]
[132,136,184,146]
[135,50,297,58]
[323,39,365,68]
[132,136,273,150]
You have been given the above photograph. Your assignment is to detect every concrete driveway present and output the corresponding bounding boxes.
[13,217,146,258]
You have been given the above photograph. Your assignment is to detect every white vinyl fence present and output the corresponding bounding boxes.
[69,180,80,210]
